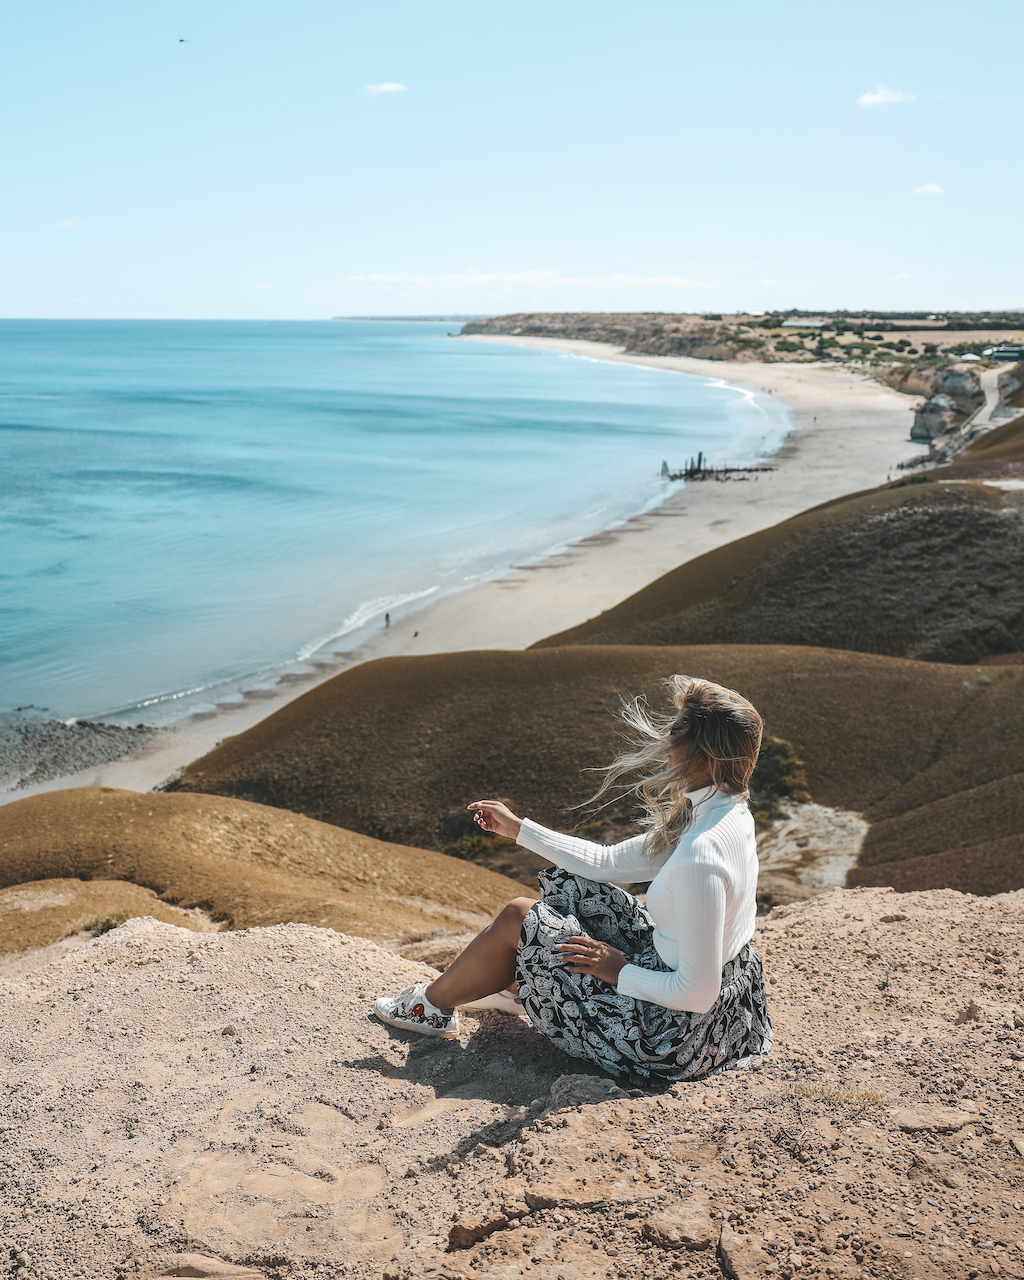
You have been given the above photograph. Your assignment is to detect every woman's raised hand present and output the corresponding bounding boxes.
[467,800,523,842]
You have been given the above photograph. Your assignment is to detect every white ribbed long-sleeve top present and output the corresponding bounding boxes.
[517,784,758,1014]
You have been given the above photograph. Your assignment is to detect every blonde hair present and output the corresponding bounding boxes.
[591,675,763,858]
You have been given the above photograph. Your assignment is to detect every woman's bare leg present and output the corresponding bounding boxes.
[425,897,536,1010]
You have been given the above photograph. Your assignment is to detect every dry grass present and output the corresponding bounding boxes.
[532,480,1023,665]
[790,1080,889,1118]
[933,411,1024,479]
[172,644,1024,894]
[0,877,218,956]
[0,788,528,956]
[73,911,132,936]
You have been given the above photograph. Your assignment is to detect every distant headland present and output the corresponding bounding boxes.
[461,309,1024,366]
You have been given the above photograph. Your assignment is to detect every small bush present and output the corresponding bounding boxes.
[774,339,803,352]
[443,832,516,862]
[749,734,809,825]
[74,911,133,937]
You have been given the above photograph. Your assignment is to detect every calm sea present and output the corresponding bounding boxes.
[0,320,791,726]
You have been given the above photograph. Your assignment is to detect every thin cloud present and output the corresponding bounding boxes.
[361,82,408,96]
[343,271,711,288]
[255,283,276,290]
[913,183,944,196]
[857,85,914,108]
[56,219,91,229]
[893,272,911,280]
[761,279,779,286]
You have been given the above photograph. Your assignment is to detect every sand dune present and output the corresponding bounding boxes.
[172,645,1024,895]
[0,788,529,957]
[534,419,1024,664]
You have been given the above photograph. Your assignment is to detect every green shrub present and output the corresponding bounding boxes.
[774,339,803,352]
[749,734,809,825]
[78,911,132,936]
[443,832,517,862]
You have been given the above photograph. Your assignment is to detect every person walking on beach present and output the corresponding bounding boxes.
[374,676,773,1085]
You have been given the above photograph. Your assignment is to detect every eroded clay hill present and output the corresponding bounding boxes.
[1,887,1022,1280]
[0,788,528,956]
[535,419,1024,666]
[172,645,1024,897]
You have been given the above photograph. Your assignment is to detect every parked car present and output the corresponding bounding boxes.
[982,344,1024,361]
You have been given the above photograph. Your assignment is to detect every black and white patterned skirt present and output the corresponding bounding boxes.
[515,868,773,1087]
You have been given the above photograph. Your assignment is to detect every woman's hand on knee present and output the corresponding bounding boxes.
[557,936,628,986]
[468,800,522,841]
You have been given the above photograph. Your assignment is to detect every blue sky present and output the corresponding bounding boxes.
[2,0,1020,319]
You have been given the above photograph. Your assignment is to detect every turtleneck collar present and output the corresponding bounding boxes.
[683,783,740,807]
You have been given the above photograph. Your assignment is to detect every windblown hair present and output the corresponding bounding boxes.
[592,675,763,859]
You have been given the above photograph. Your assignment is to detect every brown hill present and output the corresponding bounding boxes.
[172,645,1024,895]
[933,411,1024,480]
[0,788,528,957]
[530,469,1024,664]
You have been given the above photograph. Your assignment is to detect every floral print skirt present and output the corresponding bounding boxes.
[515,868,773,1087]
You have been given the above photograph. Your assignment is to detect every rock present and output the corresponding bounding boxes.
[956,1000,986,1025]
[994,362,1024,420]
[220,1024,237,1037]
[889,365,984,416]
[891,1106,974,1133]
[643,1197,713,1251]
[545,1073,629,1113]
[448,1212,509,1249]
[718,1224,768,1278]
[525,1178,645,1210]
[911,393,961,441]
[934,366,985,415]
[157,1255,265,1278]
[1011,1137,1024,1159]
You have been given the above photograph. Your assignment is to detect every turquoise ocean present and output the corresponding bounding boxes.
[0,320,792,727]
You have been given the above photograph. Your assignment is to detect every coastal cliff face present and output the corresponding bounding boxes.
[461,313,767,361]
[911,394,962,442]
[887,366,985,440]
[996,363,1024,420]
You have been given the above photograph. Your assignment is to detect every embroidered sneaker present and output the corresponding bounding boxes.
[460,988,525,1015]
[373,982,460,1038]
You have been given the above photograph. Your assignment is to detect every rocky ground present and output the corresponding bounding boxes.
[0,721,157,793]
[1,887,1023,1280]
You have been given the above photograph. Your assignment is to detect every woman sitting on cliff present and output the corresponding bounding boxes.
[374,675,773,1085]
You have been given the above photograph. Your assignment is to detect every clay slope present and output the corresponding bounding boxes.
[1,888,1022,1280]
[934,412,1024,481]
[0,788,528,956]
[531,472,1024,665]
[172,646,1024,895]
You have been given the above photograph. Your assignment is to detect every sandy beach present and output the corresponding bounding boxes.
[2,339,923,804]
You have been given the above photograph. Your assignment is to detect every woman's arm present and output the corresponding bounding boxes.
[616,863,728,1013]
[468,801,659,881]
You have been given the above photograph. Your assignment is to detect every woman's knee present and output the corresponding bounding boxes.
[498,897,535,931]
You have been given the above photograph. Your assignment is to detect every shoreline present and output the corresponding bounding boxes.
[1,339,922,806]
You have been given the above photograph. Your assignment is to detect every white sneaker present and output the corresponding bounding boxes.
[374,982,460,1038]
[460,988,525,1015]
